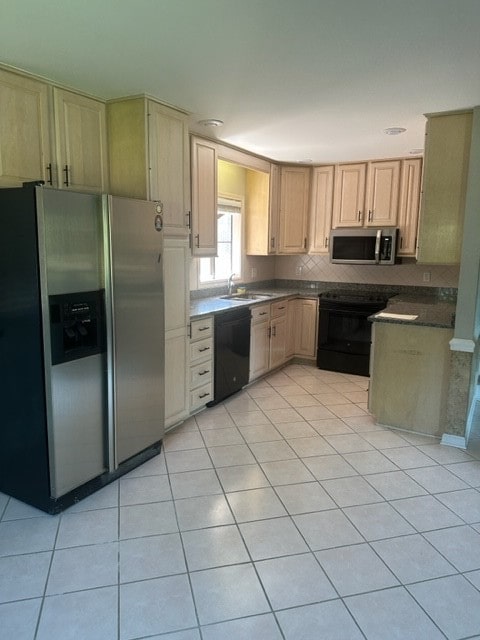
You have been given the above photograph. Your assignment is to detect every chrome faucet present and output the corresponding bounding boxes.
[228,273,236,295]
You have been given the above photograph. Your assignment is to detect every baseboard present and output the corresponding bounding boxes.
[441,433,467,449]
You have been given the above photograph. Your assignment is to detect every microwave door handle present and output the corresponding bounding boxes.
[374,230,381,264]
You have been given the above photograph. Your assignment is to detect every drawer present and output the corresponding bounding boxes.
[190,360,213,388]
[190,382,212,412]
[251,303,270,324]
[271,299,288,318]
[190,337,213,363]
[191,316,213,340]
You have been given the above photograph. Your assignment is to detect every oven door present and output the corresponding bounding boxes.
[317,301,382,376]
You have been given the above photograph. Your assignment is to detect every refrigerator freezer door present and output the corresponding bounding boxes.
[105,196,165,465]
[50,354,106,497]
[38,188,103,294]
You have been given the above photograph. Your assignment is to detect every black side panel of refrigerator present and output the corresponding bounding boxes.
[0,186,51,508]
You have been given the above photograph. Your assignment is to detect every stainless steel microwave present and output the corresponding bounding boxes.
[329,228,398,265]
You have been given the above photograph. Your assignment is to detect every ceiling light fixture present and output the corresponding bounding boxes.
[198,118,224,127]
[384,127,407,135]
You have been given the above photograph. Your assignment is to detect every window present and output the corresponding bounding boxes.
[199,197,242,283]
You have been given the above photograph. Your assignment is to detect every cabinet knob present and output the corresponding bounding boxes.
[357,210,362,221]
[368,209,373,222]
[195,234,200,248]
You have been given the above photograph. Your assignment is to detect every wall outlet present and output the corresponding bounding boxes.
[423,271,431,283]
[250,267,257,279]
[295,265,303,276]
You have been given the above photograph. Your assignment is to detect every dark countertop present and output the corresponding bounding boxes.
[190,289,317,319]
[370,294,456,329]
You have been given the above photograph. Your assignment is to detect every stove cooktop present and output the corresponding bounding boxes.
[319,289,389,304]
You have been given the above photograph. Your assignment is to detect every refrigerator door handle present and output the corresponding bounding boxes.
[103,195,117,472]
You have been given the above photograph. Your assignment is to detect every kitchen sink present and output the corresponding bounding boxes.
[219,293,274,301]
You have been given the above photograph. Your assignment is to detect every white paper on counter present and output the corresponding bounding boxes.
[375,312,419,321]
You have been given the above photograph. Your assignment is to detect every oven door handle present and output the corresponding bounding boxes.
[374,229,381,264]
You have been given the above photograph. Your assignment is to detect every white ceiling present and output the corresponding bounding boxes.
[1,0,480,163]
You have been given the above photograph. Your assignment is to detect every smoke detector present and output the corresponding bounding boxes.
[384,127,407,135]
[198,119,224,127]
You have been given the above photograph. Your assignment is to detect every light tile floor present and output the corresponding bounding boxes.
[2,364,480,639]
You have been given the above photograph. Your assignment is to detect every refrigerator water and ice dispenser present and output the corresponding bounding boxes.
[49,290,106,365]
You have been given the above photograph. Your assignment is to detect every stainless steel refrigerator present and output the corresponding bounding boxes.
[0,183,164,513]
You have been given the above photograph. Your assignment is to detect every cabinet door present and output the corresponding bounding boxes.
[398,158,422,256]
[309,166,334,253]
[278,166,310,254]
[269,163,281,253]
[191,136,217,256]
[165,331,189,428]
[148,101,190,235]
[0,69,52,187]
[270,315,287,369]
[164,237,190,428]
[365,160,400,227]
[294,299,318,358]
[332,163,366,227]
[417,112,472,264]
[245,168,271,255]
[249,320,270,381]
[285,299,298,359]
[54,88,108,193]
[106,97,149,199]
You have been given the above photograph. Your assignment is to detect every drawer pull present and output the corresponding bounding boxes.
[259,312,268,316]
[198,346,210,352]
[199,392,210,399]
[198,369,210,376]
[277,305,286,310]
[198,326,210,331]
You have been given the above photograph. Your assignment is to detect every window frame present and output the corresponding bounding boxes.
[197,193,244,288]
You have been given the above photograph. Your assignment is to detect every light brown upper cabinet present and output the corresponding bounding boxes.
[245,163,279,255]
[278,166,311,254]
[309,166,334,254]
[417,111,472,264]
[245,168,271,255]
[107,96,190,234]
[333,160,400,228]
[397,158,422,257]
[364,160,400,227]
[190,136,217,256]
[0,68,107,193]
[54,88,108,194]
[332,163,366,227]
[0,68,53,187]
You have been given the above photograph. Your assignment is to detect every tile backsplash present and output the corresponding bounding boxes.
[274,255,460,289]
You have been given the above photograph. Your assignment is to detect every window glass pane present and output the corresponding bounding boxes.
[199,197,242,284]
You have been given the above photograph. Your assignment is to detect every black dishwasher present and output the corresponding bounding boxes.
[208,307,251,405]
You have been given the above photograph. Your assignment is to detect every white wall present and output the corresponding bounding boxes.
[274,254,459,288]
